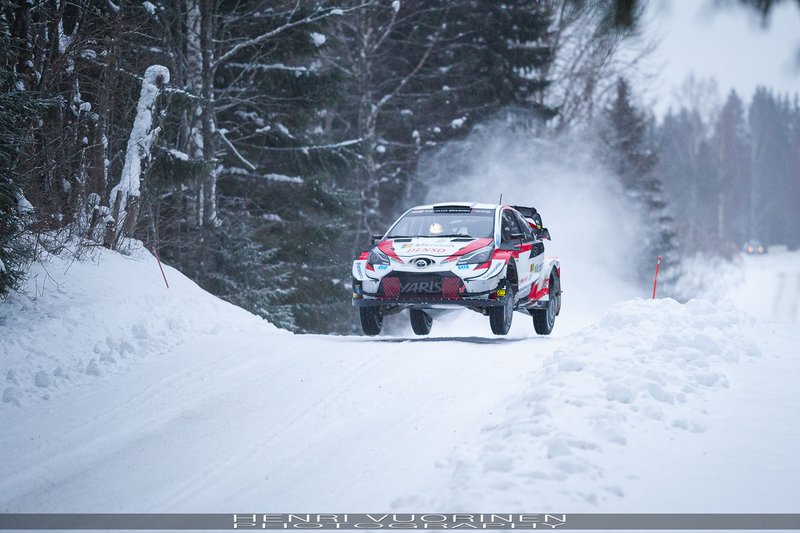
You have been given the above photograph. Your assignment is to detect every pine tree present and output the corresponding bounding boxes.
[711,90,750,248]
[790,96,800,250]
[324,0,558,245]
[143,1,360,333]
[654,109,706,251]
[602,77,678,285]
[748,87,793,246]
[442,0,557,120]
[0,32,47,296]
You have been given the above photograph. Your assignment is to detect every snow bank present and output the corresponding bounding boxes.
[675,250,800,325]
[0,241,280,408]
[410,298,761,511]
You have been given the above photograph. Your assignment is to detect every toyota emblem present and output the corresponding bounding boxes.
[414,258,430,268]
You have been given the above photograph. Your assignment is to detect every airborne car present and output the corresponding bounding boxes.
[351,203,561,336]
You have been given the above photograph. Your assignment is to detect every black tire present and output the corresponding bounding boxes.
[489,284,515,335]
[552,271,561,316]
[533,271,559,335]
[410,309,433,335]
[359,306,383,336]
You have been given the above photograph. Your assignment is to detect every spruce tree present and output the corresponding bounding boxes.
[0,28,47,296]
[147,1,359,333]
[602,77,678,286]
[711,90,750,248]
[442,0,557,120]
[790,97,800,250]
[748,87,793,246]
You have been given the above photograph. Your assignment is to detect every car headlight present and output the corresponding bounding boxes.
[368,248,390,266]
[457,246,494,265]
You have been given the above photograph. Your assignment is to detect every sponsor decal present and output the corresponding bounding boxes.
[486,262,504,277]
[377,265,388,270]
[399,244,449,254]
[355,263,363,276]
[377,239,403,263]
[534,262,543,273]
[401,280,443,294]
[457,264,470,270]
[528,280,549,300]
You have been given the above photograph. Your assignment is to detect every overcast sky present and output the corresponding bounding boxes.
[644,0,800,116]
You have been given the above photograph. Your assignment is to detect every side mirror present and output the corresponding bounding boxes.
[371,234,384,244]
[510,232,525,240]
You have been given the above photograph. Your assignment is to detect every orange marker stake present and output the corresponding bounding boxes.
[152,245,170,289]
[652,255,662,299]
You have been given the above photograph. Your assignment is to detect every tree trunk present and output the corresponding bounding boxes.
[199,0,217,227]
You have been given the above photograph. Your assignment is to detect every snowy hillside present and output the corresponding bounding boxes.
[1,246,799,514]
[0,242,278,407]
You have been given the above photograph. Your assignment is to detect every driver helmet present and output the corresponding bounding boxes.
[429,221,444,234]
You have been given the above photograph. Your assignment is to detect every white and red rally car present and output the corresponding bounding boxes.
[352,202,561,336]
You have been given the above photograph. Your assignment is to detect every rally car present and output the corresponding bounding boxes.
[351,202,561,336]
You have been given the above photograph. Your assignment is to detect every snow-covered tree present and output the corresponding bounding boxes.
[711,90,750,246]
[108,65,170,246]
[748,87,794,247]
[600,78,678,285]
[0,31,46,296]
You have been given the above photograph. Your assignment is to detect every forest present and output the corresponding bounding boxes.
[2,0,799,333]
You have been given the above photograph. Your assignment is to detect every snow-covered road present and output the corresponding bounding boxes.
[0,329,544,511]
[1,246,799,513]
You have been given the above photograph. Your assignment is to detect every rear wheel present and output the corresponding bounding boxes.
[489,284,515,335]
[533,271,559,335]
[410,309,433,335]
[359,306,383,336]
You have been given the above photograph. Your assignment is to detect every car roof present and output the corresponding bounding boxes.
[410,202,506,211]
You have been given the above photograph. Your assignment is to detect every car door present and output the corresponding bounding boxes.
[500,209,531,295]
[509,210,536,293]
[513,210,544,291]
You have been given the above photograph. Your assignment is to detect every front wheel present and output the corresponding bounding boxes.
[532,271,559,335]
[489,284,515,335]
[410,309,433,335]
[359,306,383,336]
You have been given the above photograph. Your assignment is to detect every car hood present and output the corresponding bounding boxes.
[378,237,494,261]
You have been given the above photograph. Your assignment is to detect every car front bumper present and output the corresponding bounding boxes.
[352,270,508,309]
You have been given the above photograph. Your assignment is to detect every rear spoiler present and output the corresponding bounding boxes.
[512,205,550,240]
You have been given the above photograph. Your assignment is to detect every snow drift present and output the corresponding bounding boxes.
[0,241,278,407]
[404,298,765,511]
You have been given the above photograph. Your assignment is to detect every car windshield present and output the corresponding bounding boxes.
[386,208,495,239]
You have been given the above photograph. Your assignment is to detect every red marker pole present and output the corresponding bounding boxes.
[652,255,661,299]
[152,245,170,289]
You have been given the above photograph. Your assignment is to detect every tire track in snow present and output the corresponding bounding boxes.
[153,336,394,508]
[156,335,554,510]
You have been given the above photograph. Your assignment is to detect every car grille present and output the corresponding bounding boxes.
[379,273,464,299]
